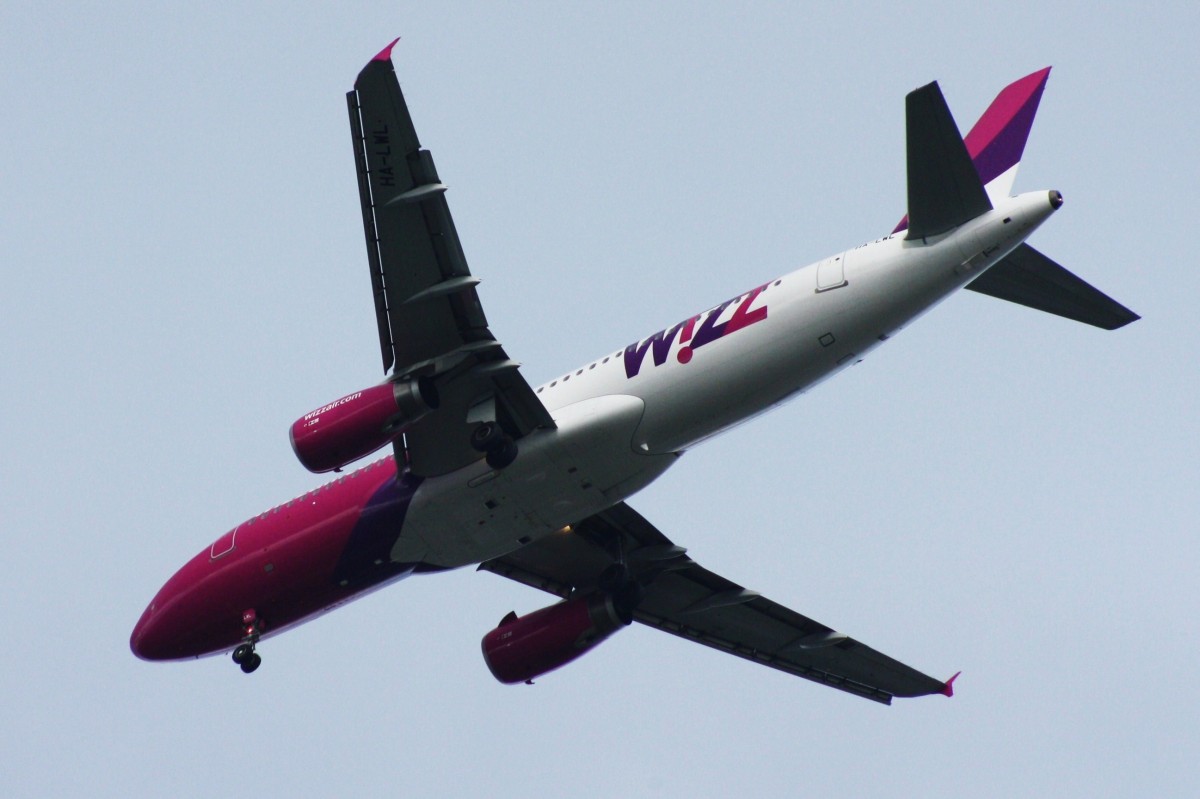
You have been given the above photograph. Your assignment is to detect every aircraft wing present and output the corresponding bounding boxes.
[480,502,953,704]
[347,42,554,477]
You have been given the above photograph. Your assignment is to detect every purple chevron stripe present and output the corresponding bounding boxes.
[963,67,1051,187]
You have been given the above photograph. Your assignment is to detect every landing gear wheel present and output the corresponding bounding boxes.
[470,422,502,453]
[485,437,518,470]
[471,422,518,470]
[232,610,263,674]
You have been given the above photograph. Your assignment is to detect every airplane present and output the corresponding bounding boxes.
[130,40,1138,705]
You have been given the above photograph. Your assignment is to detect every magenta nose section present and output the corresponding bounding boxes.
[131,574,195,661]
[130,602,170,660]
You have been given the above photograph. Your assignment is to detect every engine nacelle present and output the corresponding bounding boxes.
[289,378,438,473]
[481,593,633,684]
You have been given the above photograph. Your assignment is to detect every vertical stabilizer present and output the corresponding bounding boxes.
[894,68,1051,235]
[903,82,992,240]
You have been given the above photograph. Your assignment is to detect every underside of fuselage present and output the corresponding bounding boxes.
[130,392,677,661]
[130,188,1061,665]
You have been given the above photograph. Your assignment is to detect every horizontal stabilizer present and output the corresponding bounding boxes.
[905,82,993,240]
[966,244,1140,329]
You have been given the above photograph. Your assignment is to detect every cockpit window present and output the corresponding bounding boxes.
[209,527,238,560]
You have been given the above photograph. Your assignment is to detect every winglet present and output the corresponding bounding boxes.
[372,37,400,63]
[940,671,962,697]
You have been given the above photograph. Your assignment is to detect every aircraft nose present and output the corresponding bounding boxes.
[130,601,171,660]
[131,578,194,661]
[131,549,245,661]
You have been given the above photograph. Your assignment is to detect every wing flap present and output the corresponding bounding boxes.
[481,503,949,704]
[348,71,489,369]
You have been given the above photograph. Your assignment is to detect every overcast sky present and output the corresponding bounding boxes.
[3,3,1197,797]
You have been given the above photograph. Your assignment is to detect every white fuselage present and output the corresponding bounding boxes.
[397,191,1058,567]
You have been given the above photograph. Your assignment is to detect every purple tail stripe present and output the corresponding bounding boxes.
[964,67,1051,187]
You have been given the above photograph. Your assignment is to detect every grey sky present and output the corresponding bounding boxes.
[3,3,1196,796]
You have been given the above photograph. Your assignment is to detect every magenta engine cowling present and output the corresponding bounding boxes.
[481,593,633,684]
[289,378,438,473]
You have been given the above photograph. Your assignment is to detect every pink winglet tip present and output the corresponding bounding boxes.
[372,37,400,62]
[941,671,962,698]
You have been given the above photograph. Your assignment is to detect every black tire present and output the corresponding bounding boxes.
[485,437,518,470]
[232,644,253,664]
[240,653,262,674]
[470,422,501,453]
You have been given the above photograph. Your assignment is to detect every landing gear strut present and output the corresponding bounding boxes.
[231,609,263,674]
[470,422,517,470]
[597,563,644,622]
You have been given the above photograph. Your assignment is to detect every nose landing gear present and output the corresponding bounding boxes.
[231,609,263,674]
[232,644,260,673]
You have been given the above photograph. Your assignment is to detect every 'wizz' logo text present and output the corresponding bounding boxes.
[624,283,770,378]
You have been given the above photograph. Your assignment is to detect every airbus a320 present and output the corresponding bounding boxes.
[131,41,1137,704]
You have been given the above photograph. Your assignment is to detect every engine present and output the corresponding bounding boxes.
[289,378,438,473]
[481,592,633,684]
